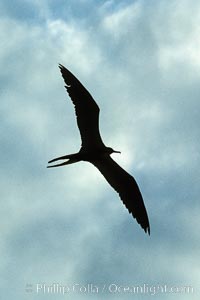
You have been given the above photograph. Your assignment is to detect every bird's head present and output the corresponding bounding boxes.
[106,147,121,155]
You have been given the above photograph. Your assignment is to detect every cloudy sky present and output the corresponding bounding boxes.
[1,0,200,299]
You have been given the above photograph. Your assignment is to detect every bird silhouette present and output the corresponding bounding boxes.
[47,64,150,235]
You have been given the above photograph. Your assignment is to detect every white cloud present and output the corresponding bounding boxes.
[152,1,200,82]
[102,1,142,38]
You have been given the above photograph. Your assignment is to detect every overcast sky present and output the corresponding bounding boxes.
[1,0,200,299]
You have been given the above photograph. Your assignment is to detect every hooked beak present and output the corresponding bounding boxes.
[113,150,121,154]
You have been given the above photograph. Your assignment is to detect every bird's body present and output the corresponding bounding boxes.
[48,64,150,235]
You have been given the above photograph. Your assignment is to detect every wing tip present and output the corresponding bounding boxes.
[58,63,64,69]
[145,225,150,236]
[141,220,150,235]
[131,211,150,235]
[58,64,71,86]
[58,64,65,73]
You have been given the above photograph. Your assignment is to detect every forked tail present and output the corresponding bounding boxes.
[47,152,80,168]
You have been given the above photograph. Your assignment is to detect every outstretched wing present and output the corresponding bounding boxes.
[59,64,105,150]
[92,156,150,234]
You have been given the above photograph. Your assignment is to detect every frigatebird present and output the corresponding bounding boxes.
[47,65,150,235]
